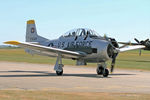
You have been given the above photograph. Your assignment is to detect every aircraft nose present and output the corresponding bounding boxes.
[107,44,114,59]
[107,43,119,72]
[107,44,118,59]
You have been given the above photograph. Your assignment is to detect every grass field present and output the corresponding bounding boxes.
[0,48,150,70]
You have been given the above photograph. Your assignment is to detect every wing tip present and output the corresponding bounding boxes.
[4,41,20,45]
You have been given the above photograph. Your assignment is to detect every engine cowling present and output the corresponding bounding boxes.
[107,44,114,59]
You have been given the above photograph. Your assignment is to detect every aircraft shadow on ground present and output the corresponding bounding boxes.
[0,70,136,78]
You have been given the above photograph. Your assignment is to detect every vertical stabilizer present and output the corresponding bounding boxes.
[26,20,49,43]
[26,20,38,42]
[25,20,49,55]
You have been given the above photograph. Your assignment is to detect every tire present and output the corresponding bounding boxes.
[103,69,109,77]
[96,67,103,75]
[56,70,63,76]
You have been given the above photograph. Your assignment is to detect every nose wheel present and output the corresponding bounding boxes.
[96,63,109,77]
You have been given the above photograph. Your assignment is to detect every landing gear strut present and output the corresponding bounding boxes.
[96,63,109,77]
[54,53,64,76]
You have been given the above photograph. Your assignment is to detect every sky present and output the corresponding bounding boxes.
[0,0,150,45]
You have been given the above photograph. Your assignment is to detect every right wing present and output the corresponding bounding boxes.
[4,41,86,59]
[118,45,145,52]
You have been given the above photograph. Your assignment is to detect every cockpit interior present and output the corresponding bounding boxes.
[61,28,103,39]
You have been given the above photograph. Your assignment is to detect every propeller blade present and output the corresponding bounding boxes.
[104,34,107,38]
[119,44,128,48]
[144,39,149,44]
[110,53,117,73]
[140,39,149,45]
[104,34,109,40]
[111,62,115,73]
[134,38,140,43]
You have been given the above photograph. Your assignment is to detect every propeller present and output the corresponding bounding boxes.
[134,38,149,56]
[105,35,120,73]
[104,34,119,72]
[108,40,119,73]
[134,38,140,43]
[134,38,149,45]
[110,53,118,73]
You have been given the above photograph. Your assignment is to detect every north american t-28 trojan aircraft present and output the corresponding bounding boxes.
[4,20,146,77]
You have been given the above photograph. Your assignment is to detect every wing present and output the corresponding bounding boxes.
[118,45,145,52]
[4,41,86,59]
[118,42,139,45]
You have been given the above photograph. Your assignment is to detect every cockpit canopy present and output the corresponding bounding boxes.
[61,28,103,38]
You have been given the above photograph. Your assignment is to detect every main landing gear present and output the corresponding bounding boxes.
[54,54,109,77]
[56,64,64,76]
[96,63,109,77]
[54,53,64,76]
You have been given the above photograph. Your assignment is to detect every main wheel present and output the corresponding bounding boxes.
[103,69,109,77]
[96,67,103,75]
[56,70,63,76]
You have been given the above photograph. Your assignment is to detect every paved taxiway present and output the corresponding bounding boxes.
[0,61,150,93]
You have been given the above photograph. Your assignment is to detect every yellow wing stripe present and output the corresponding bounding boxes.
[4,41,20,45]
[27,20,35,24]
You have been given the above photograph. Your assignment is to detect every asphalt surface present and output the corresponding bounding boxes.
[0,61,150,93]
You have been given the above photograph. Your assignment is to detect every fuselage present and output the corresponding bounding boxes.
[41,28,115,63]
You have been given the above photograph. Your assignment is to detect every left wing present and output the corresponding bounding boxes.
[118,45,145,52]
[4,41,86,59]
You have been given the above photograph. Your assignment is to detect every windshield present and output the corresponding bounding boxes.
[61,28,102,38]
